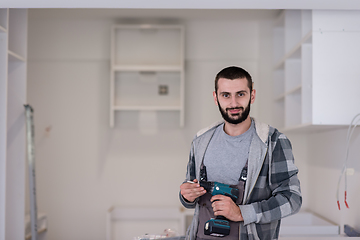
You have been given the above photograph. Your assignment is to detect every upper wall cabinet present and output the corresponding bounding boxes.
[273,10,360,132]
[110,24,185,128]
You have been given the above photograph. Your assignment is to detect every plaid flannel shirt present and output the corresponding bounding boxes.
[180,118,302,240]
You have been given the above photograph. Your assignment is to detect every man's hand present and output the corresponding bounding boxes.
[180,179,206,203]
[211,195,243,222]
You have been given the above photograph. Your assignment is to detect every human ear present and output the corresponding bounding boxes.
[213,91,218,106]
[250,89,256,104]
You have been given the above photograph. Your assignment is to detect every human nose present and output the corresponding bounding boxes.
[229,95,238,108]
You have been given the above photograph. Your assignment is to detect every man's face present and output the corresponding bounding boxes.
[213,78,255,125]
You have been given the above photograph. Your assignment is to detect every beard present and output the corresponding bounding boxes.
[217,97,251,125]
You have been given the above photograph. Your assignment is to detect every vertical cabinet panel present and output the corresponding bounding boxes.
[0,8,27,240]
[0,9,7,32]
[285,10,302,54]
[0,9,8,240]
[301,43,312,124]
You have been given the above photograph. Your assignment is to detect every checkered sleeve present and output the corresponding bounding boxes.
[241,132,302,225]
[180,141,198,209]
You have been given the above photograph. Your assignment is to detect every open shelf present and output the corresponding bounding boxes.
[110,24,185,128]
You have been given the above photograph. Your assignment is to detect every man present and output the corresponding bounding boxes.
[179,66,301,240]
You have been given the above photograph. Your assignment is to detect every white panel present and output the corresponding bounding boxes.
[301,43,312,124]
[285,89,301,127]
[285,58,301,92]
[273,27,285,63]
[312,31,360,125]
[274,98,285,129]
[273,67,284,98]
[2,8,27,240]
[0,28,7,240]
[8,9,27,58]
[313,10,360,32]
[0,9,7,31]
[301,10,312,38]
[114,26,182,66]
[6,60,27,240]
[285,10,301,54]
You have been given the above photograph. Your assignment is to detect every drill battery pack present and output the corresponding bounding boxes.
[204,218,230,237]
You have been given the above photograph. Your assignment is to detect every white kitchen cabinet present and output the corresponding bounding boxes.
[0,8,27,240]
[273,10,360,132]
[110,24,185,127]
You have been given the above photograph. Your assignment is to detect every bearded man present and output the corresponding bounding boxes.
[180,66,302,240]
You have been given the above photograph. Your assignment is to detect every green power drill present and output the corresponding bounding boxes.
[199,166,241,237]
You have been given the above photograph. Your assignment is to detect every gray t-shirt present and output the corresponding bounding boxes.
[203,120,255,185]
[197,120,255,240]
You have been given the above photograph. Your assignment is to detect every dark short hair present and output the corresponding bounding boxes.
[215,66,253,94]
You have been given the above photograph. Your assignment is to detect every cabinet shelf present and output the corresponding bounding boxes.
[286,85,302,96]
[113,105,181,111]
[274,94,285,101]
[8,50,26,62]
[274,85,302,102]
[113,24,183,30]
[112,65,182,72]
[280,123,348,134]
[0,25,6,33]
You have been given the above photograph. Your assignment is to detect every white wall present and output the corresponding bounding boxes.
[306,127,360,233]
[27,9,277,240]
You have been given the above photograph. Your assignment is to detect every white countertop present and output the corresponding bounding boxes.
[280,237,360,240]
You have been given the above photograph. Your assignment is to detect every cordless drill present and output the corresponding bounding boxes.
[199,166,240,237]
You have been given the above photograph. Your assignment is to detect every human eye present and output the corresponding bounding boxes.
[222,93,230,98]
[237,91,246,97]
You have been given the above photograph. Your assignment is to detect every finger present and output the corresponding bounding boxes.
[182,187,206,198]
[211,195,224,202]
[181,182,200,191]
